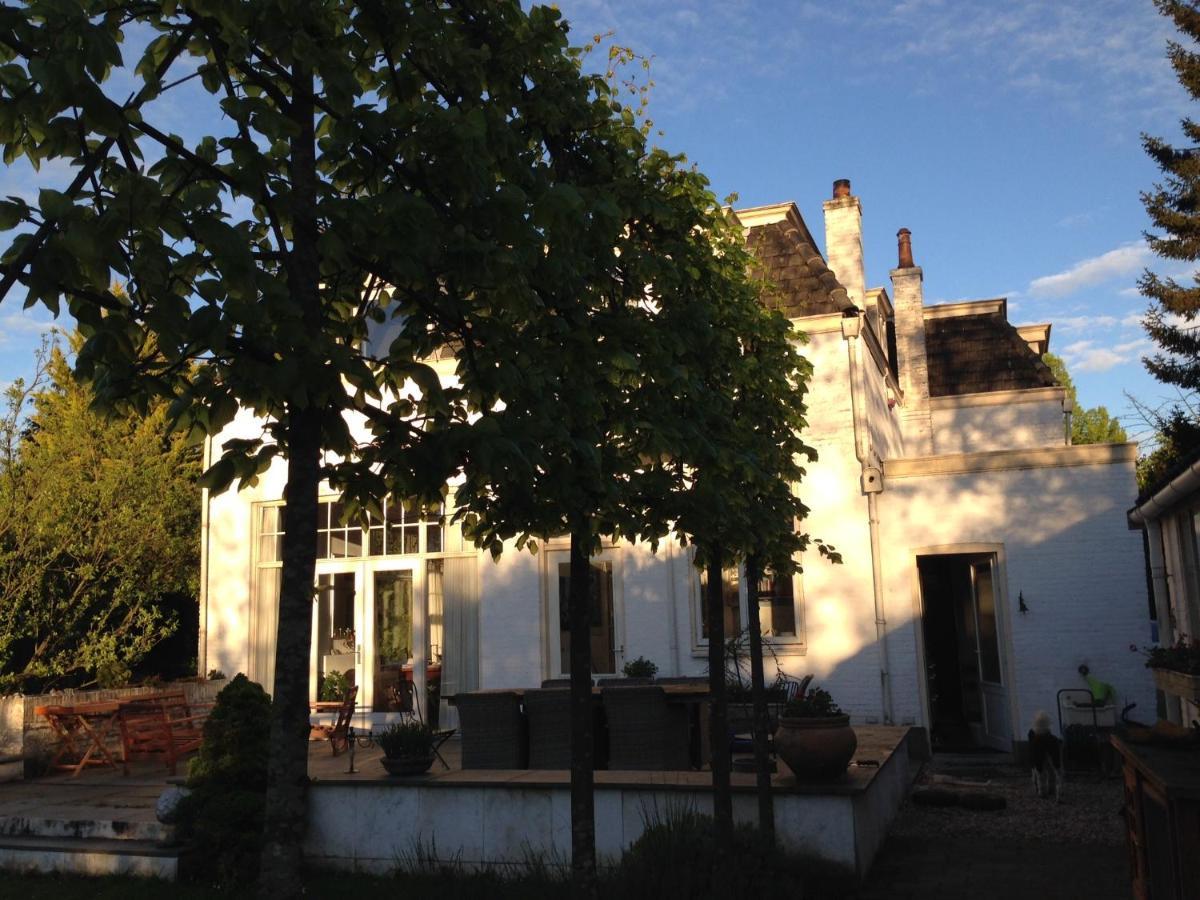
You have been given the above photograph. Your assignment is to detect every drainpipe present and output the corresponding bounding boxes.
[197,435,212,678]
[842,309,895,725]
[667,541,682,676]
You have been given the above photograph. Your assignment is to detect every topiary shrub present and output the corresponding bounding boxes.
[611,808,804,900]
[176,673,272,886]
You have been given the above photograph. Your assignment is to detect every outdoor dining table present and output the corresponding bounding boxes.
[35,699,124,777]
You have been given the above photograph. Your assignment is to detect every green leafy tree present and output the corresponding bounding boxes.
[1043,353,1129,444]
[0,1,773,892]
[0,334,198,691]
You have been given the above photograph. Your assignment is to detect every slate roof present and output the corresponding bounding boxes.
[924,310,1058,397]
[745,220,850,317]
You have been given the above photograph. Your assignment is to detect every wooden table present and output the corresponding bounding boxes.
[35,700,123,777]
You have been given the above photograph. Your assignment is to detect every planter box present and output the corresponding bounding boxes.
[1151,667,1200,703]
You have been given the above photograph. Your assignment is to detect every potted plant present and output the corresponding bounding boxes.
[1145,636,1200,702]
[773,685,856,780]
[622,656,658,681]
[377,721,436,776]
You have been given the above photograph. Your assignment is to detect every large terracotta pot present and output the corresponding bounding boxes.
[381,754,435,777]
[774,714,856,780]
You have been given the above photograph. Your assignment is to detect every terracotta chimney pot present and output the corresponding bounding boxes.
[832,178,852,200]
[897,228,914,268]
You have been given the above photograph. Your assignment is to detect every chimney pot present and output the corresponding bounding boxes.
[897,227,914,268]
[832,178,852,199]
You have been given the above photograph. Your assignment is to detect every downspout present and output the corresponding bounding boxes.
[667,541,681,676]
[197,434,212,678]
[842,310,894,725]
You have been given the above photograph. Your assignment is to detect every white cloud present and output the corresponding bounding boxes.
[1056,210,1097,229]
[0,311,56,345]
[1027,241,1151,298]
[1061,334,1150,373]
[1055,315,1118,332]
[1074,348,1127,372]
[1113,337,1152,355]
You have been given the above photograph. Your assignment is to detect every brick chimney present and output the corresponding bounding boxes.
[890,228,933,455]
[823,179,865,309]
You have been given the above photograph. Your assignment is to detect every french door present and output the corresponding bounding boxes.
[311,560,420,715]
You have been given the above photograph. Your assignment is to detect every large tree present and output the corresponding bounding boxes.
[1043,352,1128,445]
[1140,0,1200,480]
[0,1,789,893]
[0,334,198,692]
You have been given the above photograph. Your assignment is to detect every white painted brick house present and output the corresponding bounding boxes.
[199,179,1155,752]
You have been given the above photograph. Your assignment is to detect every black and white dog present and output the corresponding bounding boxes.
[1028,710,1063,802]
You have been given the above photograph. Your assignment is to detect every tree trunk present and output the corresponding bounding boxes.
[744,554,775,843]
[259,409,320,896]
[259,61,321,899]
[569,523,597,897]
[706,548,732,844]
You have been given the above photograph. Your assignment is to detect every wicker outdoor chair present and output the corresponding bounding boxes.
[540,678,572,688]
[523,688,572,769]
[455,691,528,769]
[602,685,692,770]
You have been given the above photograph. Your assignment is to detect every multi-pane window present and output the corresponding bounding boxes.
[694,561,805,649]
[257,498,445,562]
[757,570,797,638]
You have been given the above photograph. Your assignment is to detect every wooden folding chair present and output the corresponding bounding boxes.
[311,685,359,756]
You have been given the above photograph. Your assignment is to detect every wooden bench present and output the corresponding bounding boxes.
[117,692,211,775]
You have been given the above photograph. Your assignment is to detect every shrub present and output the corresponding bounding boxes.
[783,685,843,718]
[622,656,658,679]
[176,674,271,886]
[611,809,803,900]
[378,720,434,759]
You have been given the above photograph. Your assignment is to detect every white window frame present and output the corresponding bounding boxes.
[689,553,807,656]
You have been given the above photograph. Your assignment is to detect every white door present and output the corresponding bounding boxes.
[547,550,622,677]
[311,561,420,718]
[969,559,1011,751]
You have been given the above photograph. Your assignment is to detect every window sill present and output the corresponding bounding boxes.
[690,641,807,658]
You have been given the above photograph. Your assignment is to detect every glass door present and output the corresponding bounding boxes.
[970,558,1011,750]
[368,564,418,714]
[313,570,361,703]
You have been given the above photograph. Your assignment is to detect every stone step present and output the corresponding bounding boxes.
[0,833,177,879]
[0,812,171,843]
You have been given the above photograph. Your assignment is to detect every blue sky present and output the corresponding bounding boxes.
[0,0,1193,444]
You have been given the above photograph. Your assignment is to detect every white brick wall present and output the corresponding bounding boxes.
[931,392,1067,455]
[879,456,1155,737]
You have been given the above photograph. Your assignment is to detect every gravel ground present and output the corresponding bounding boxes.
[893,759,1126,846]
[840,755,1131,900]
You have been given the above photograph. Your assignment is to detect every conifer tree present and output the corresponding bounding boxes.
[1142,1,1200,393]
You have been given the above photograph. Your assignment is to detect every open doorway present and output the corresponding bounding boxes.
[918,553,1012,752]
